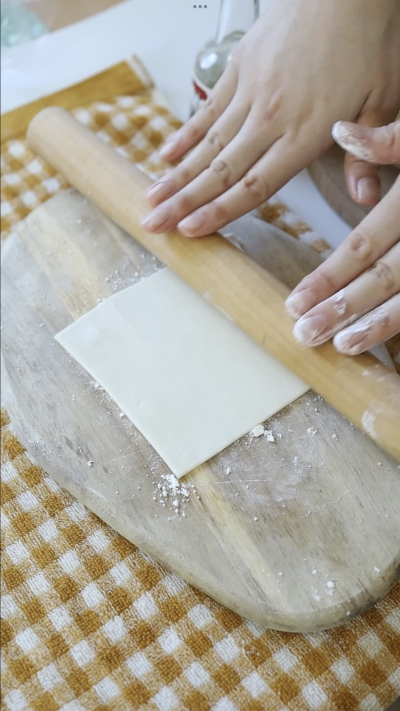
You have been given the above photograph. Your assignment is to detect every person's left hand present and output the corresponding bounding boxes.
[141,0,400,238]
[285,119,400,356]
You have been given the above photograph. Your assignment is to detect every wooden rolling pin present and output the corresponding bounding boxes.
[27,107,400,461]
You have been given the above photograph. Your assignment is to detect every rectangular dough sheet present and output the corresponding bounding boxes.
[56,268,308,477]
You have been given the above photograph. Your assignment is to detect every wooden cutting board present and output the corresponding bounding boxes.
[2,189,400,632]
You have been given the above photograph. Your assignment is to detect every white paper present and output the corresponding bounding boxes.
[56,269,308,477]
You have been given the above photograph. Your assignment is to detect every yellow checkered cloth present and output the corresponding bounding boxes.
[1,94,180,238]
[1,84,400,711]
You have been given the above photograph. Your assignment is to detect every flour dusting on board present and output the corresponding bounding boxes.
[152,474,199,518]
[249,424,275,442]
[59,342,395,537]
[250,424,265,438]
[84,378,200,519]
[103,254,163,292]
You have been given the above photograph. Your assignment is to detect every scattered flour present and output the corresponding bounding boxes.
[332,290,348,316]
[152,473,199,518]
[250,424,265,438]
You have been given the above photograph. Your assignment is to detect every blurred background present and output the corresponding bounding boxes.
[1,0,122,46]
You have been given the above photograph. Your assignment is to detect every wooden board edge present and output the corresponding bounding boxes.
[1,57,154,145]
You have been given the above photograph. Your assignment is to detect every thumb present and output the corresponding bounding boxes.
[332,119,400,165]
[332,118,400,207]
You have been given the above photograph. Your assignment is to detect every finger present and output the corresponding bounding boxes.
[333,118,400,206]
[285,176,400,319]
[343,150,381,206]
[334,115,383,206]
[332,119,400,164]
[176,131,318,237]
[333,115,384,206]
[333,294,400,356]
[146,97,250,208]
[158,65,238,163]
[292,240,400,347]
[144,115,280,232]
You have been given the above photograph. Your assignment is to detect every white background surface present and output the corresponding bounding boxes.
[1,0,351,248]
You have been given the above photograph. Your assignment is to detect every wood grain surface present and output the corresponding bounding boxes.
[26,108,400,461]
[2,189,400,632]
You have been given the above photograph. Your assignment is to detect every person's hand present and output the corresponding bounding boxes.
[286,120,400,356]
[142,0,400,237]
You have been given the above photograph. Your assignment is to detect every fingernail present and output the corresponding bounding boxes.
[331,121,375,162]
[178,213,205,236]
[292,313,328,346]
[160,135,180,158]
[285,289,314,319]
[333,306,388,356]
[141,209,168,232]
[166,130,180,144]
[331,121,347,144]
[147,172,170,193]
[333,327,366,356]
[146,181,169,201]
[357,176,380,205]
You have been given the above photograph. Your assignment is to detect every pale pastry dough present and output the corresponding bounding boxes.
[56,269,308,477]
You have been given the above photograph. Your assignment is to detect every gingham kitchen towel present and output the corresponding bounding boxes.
[1,62,400,711]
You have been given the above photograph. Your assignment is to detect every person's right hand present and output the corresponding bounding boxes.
[143,0,400,238]
[286,120,400,356]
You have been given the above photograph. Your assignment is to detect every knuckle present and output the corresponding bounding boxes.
[203,97,218,121]
[206,130,224,152]
[177,194,196,214]
[312,267,337,295]
[348,228,373,261]
[259,91,283,123]
[210,158,232,185]
[242,173,269,202]
[179,167,192,183]
[370,260,396,291]
[242,173,269,201]
[185,123,202,144]
[212,202,229,225]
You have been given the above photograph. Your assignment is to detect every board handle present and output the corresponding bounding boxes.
[27,107,400,462]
